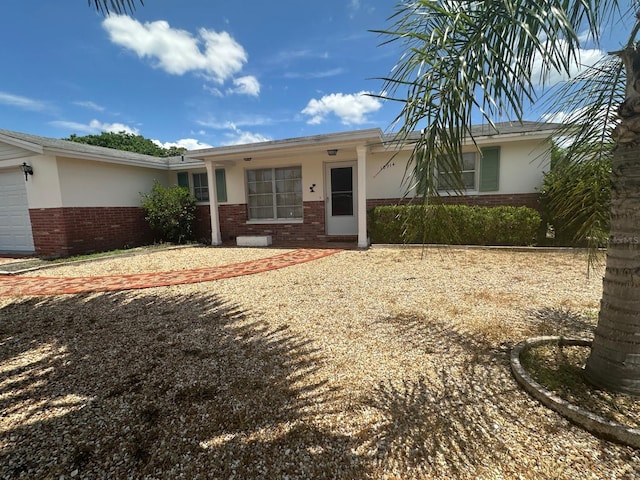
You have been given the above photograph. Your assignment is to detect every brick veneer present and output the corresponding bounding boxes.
[366,193,541,211]
[29,207,153,257]
[194,194,540,245]
[195,201,327,244]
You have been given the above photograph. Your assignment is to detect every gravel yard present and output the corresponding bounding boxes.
[1,246,639,479]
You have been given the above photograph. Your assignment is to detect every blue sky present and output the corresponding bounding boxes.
[0,1,634,149]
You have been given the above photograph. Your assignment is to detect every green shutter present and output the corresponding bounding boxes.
[215,169,227,203]
[479,147,500,192]
[177,172,189,188]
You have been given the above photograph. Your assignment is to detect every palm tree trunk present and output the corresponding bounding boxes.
[584,143,640,394]
[584,45,640,394]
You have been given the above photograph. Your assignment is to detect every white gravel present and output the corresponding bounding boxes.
[1,246,639,479]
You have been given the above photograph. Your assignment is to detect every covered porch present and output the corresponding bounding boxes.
[186,129,384,249]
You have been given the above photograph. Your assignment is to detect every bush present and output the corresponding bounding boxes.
[539,155,610,248]
[369,204,541,246]
[141,182,197,243]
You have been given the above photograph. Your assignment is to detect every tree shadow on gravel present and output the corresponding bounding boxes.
[367,313,640,479]
[0,292,368,479]
[525,306,596,338]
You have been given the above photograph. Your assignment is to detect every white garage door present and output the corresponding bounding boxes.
[0,169,35,253]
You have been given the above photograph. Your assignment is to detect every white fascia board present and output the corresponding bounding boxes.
[186,128,384,161]
[165,158,237,171]
[44,148,170,170]
[0,134,45,154]
[375,130,555,153]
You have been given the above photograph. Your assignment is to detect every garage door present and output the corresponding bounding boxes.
[0,169,35,253]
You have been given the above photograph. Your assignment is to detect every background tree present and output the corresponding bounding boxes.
[378,1,640,395]
[64,131,186,157]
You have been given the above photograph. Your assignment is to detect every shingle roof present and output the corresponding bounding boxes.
[469,120,564,136]
[0,129,168,168]
[386,121,563,142]
[1,121,561,166]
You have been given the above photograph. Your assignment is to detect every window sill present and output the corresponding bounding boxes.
[437,190,479,196]
[246,219,304,225]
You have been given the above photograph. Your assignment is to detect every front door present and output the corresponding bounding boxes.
[325,161,357,235]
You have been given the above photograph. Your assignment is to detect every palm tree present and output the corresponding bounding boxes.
[378,1,640,395]
[89,0,143,15]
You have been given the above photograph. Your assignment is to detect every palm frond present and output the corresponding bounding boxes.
[89,0,143,15]
[542,54,625,164]
[375,0,625,200]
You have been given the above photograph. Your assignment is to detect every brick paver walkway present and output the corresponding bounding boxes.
[0,248,342,297]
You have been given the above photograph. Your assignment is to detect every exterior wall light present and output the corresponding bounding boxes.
[327,149,338,156]
[21,162,34,181]
[243,157,252,162]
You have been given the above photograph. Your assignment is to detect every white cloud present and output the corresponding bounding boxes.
[223,129,270,146]
[193,116,272,145]
[74,101,105,112]
[228,75,261,96]
[301,91,382,125]
[49,119,139,135]
[152,138,213,150]
[272,49,329,64]
[102,15,248,84]
[541,109,583,124]
[349,0,361,17]
[196,115,273,130]
[532,41,606,86]
[0,91,47,111]
[284,68,344,80]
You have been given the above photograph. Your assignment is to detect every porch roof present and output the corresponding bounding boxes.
[183,128,385,164]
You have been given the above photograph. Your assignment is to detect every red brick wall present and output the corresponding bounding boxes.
[195,201,327,244]
[194,205,212,243]
[367,193,541,211]
[30,207,153,257]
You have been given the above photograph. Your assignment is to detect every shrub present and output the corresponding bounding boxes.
[539,155,610,248]
[141,182,197,243]
[369,204,541,246]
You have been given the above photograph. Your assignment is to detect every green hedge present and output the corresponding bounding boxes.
[369,205,541,246]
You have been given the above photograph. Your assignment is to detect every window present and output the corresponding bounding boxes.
[193,173,209,202]
[187,170,227,203]
[247,166,302,220]
[437,152,477,191]
[177,172,189,189]
[436,147,501,192]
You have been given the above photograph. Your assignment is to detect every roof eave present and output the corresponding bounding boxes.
[0,133,45,154]
[186,128,384,161]
[44,147,170,169]
[379,128,558,152]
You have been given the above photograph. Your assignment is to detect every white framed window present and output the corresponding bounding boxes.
[185,170,227,203]
[247,166,302,220]
[437,152,477,191]
[193,172,209,202]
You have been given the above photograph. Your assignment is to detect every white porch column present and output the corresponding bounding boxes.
[205,161,222,246]
[356,145,368,248]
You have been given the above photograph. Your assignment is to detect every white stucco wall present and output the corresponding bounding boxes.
[25,154,64,208]
[179,153,331,205]
[366,138,550,199]
[173,136,551,208]
[56,157,170,207]
[496,139,549,194]
[366,150,413,199]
